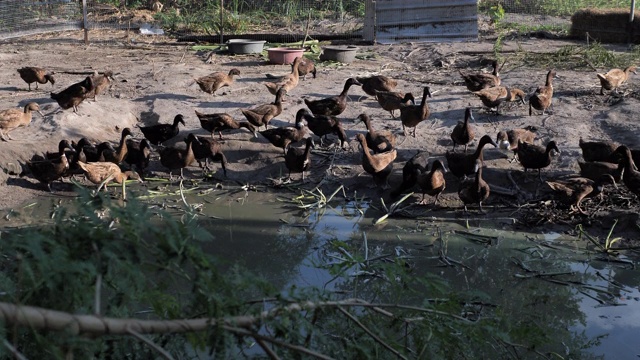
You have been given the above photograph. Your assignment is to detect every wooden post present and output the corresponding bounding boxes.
[83,0,88,45]
[219,0,224,44]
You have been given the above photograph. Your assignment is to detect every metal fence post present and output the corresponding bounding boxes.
[83,0,88,45]
[220,0,224,44]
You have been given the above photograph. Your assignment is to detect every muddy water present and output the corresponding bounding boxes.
[2,185,640,358]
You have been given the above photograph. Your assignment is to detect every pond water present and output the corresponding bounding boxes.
[2,183,640,359]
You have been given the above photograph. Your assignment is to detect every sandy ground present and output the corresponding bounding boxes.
[1,29,639,238]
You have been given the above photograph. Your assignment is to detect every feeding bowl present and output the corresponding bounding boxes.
[226,39,266,54]
[320,45,359,63]
[267,47,305,65]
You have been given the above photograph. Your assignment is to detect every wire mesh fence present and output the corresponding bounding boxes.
[0,0,82,39]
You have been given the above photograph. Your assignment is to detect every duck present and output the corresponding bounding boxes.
[86,70,114,101]
[297,58,317,80]
[101,128,132,165]
[374,90,415,119]
[529,69,556,116]
[0,102,43,141]
[159,134,199,180]
[124,138,152,178]
[611,145,640,197]
[356,75,398,96]
[297,108,347,148]
[459,60,500,91]
[51,76,94,113]
[194,68,241,95]
[450,107,475,152]
[195,110,257,139]
[516,140,559,181]
[355,133,397,189]
[356,113,396,154]
[285,137,315,182]
[45,140,75,160]
[416,159,447,205]
[472,86,525,114]
[77,161,141,200]
[241,88,286,130]
[390,151,429,198]
[259,116,308,155]
[263,57,302,95]
[579,138,618,162]
[304,78,362,116]
[187,133,227,176]
[74,138,114,163]
[138,114,185,145]
[458,167,490,213]
[546,174,616,215]
[496,126,537,162]
[446,134,497,178]
[22,153,69,192]
[578,161,624,183]
[399,86,431,137]
[17,67,55,91]
[597,65,636,95]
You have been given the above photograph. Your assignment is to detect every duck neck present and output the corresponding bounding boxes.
[291,60,300,79]
[116,134,128,163]
[492,62,499,77]
[363,116,375,134]
[473,137,490,160]
[303,140,313,157]
[545,71,554,87]
[475,168,483,190]
[359,138,373,162]
[420,89,430,112]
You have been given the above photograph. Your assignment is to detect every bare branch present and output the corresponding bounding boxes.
[337,306,408,360]
[253,336,281,360]
[127,327,175,360]
[1,339,28,360]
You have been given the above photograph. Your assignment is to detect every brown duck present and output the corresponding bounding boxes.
[159,134,199,180]
[399,86,431,137]
[390,151,429,198]
[77,161,140,200]
[195,110,257,139]
[51,76,94,113]
[259,116,308,155]
[472,86,525,114]
[241,88,286,130]
[285,137,314,182]
[304,78,362,116]
[297,58,317,80]
[374,90,415,119]
[496,126,537,162]
[416,159,447,205]
[458,167,490,213]
[264,57,302,95]
[86,70,114,101]
[124,138,152,178]
[195,68,241,95]
[17,67,55,91]
[0,102,43,141]
[612,145,640,198]
[356,113,396,154]
[355,133,397,189]
[517,140,559,181]
[356,75,398,96]
[579,138,618,162]
[297,108,347,148]
[529,69,556,116]
[446,134,497,178]
[450,107,475,152]
[187,133,227,176]
[546,174,616,214]
[459,60,501,91]
[23,153,69,192]
[138,114,185,145]
[101,128,133,165]
[597,65,636,95]
[578,161,624,183]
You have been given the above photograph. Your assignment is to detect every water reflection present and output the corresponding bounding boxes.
[2,187,640,358]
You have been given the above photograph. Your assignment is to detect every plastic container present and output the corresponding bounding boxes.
[226,39,266,54]
[267,48,305,65]
[320,45,359,63]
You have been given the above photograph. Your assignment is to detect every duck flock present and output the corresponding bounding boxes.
[1,57,639,214]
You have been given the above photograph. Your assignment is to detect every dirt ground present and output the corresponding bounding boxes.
[1,29,639,239]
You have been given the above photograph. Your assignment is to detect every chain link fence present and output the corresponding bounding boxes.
[0,0,82,39]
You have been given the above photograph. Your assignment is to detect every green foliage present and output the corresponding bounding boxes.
[489,3,506,25]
